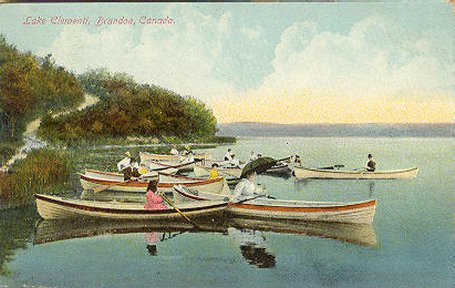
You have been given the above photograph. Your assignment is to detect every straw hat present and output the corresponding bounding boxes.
[124,151,131,157]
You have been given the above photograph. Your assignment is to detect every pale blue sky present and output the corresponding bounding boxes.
[0,3,453,123]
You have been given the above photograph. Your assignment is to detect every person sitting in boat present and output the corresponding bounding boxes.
[144,180,168,210]
[181,145,191,156]
[227,155,240,168]
[170,144,179,155]
[249,150,258,162]
[209,163,219,179]
[182,150,195,163]
[117,151,132,172]
[224,148,234,161]
[232,171,262,201]
[123,157,141,181]
[366,154,376,172]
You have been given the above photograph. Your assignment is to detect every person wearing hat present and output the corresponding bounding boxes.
[224,148,234,161]
[232,170,261,201]
[209,163,219,179]
[366,154,376,172]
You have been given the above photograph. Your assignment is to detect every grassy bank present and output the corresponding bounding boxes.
[0,149,72,207]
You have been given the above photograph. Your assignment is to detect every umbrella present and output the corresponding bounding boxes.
[240,157,277,179]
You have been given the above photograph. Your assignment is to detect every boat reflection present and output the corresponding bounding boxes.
[34,216,377,267]
[228,217,377,247]
[229,227,276,268]
[33,218,228,245]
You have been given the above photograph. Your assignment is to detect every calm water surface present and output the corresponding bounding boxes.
[0,137,453,287]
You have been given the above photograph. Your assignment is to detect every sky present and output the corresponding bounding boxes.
[0,2,453,124]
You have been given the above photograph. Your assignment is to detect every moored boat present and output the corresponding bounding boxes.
[140,151,211,163]
[35,194,228,220]
[194,163,242,179]
[80,173,228,194]
[193,164,240,185]
[173,185,230,204]
[228,197,376,224]
[144,160,195,173]
[294,166,419,179]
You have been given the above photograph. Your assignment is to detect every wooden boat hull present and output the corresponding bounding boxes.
[140,151,211,163]
[144,160,195,173]
[263,163,292,175]
[173,185,230,204]
[84,169,159,182]
[80,174,227,194]
[228,198,376,224]
[294,166,418,179]
[35,194,227,220]
[194,164,241,179]
[193,165,240,186]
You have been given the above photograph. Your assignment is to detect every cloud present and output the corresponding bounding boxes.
[241,26,263,41]
[41,5,239,103]
[215,15,454,123]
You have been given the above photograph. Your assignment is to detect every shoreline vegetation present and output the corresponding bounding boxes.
[0,35,233,209]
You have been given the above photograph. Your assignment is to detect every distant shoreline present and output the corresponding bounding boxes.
[217,123,454,138]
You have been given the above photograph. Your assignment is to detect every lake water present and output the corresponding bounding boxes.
[0,137,453,288]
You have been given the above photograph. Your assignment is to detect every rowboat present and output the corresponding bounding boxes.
[173,185,230,204]
[229,217,377,247]
[35,194,228,220]
[264,162,292,175]
[172,185,376,224]
[140,151,211,163]
[194,163,242,179]
[80,173,228,194]
[157,173,231,195]
[144,160,195,173]
[84,168,178,182]
[294,166,419,179]
[193,164,240,186]
[228,197,376,224]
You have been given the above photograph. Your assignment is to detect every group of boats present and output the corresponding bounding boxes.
[35,149,419,227]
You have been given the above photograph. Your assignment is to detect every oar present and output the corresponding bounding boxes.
[318,164,345,170]
[159,192,201,229]
[93,180,132,193]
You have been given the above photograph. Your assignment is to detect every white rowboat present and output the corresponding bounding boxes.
[35,194,227,220]
[228,197,376,224]
[80,174,227,194]
[294,166,419,179]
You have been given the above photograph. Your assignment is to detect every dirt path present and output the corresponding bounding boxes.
[0,93,98,172]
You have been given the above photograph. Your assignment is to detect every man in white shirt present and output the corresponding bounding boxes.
[117,151,132,172]
[224,148,234,161]
[229,155,240,168]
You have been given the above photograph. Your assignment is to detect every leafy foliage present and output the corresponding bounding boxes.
[0,35,84,141]
[40,69,218,144]
[0,149,72,205]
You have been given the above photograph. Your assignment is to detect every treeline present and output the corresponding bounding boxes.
[0,36,84,141]
[39,69,218,144]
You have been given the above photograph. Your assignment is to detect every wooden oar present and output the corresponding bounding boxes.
[93,180,132,193]
[159,192,201,229]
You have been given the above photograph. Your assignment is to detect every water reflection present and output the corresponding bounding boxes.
[0,207,37,276]
[368,181,375,196]
[229,227,276,268]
